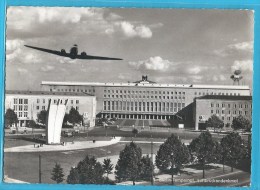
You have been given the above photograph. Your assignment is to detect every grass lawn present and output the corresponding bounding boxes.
[4,138,162,184]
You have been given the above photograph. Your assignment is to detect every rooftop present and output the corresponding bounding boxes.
[41,81,250,90]
[5,90,94,97]
[196,95,252,101]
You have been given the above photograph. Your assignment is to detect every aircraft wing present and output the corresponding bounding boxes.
[76,54,123,60]
[24,45,70,58]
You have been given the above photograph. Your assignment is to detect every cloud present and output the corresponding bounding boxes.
[7,7,155,40]
[149,23,164,28]
[228,41,253,51]
[6,39,24,51]
[17,68,28,74]
[214,41,253,57]
[231,60,253,72]
[129,56,172,71]
[115,21,152,38]
[40,65,55,72]
[187,66,202,74]
[212,75,226,82]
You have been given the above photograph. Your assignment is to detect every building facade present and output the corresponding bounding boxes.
[194,95,252,130]
[41,76,251,122]
[5,90,97,128]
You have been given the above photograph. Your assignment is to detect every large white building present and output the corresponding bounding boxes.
[5,90,97,128]
[41,76,251,123]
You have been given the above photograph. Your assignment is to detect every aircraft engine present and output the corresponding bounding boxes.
[81,52,87,56]
[61,49,66,55]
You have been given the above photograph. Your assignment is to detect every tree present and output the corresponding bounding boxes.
[132,128,139,138]
[115,142,142,185]
[221,132,246,172]
[63,113,69,125]
[139,155,154,181]
[5,108,18,128]
[206,115,224,132]
[67,155,104,184]
[67,167,80,184]
[189,131,215,178]
[68,107,82,126]
[232,115,251,132]
[51,163,64,184]
[103,158,114,178]
[156,134,190,184]
[37,110,48,125]
[29,120,36,128]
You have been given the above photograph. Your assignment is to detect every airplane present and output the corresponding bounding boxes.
[24,44,123,60]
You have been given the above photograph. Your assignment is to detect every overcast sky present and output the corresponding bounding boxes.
[5,7,254,91]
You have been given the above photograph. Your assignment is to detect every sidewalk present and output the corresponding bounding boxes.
[4,137,121,153]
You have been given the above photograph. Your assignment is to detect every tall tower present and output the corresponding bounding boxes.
[230,70,243,85]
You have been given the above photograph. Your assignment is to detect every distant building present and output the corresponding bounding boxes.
[5,90,96,128]
[194,95,252,130]
[41,76,251,124]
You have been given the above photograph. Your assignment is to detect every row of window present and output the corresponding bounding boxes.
[14,111,28,118]
[51,88,95,93]
[36,99,80,104]
[13,98,28,105]
[211,109,251,116]
[103,101,185,112]
[14,105,28,111]
[216,115,250,121]
[104,94,185,100]
[35,105,79,111]
[195,92,241,96]
[104,89,185,95]
[211,103,252,109]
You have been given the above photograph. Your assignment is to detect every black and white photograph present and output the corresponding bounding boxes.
[4,7,253,186]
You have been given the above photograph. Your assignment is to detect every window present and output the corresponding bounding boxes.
[222,104,225,108]
[24,105,28,111]
[112,101,115,110]
[216,104,219,108]
[76,100,79,104]
[108,101,111,110]
[19,99,23,104]
[211,110,214,114]
[24,99,28,104]
[14,99,18,104]
[71,100,73,104]
[42,99,45,104]
[19,105,23,111]
[211,103,214,107]
[222,110,224,114]
[19,112,22,117]
[76,106,79,111]
[42,106,45,110]
[36,106,39,110]
[24,112,28,117]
